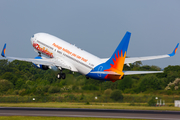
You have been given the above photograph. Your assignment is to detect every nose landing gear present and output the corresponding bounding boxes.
[38,52,41,57]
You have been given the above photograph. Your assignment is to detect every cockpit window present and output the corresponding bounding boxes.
[32,35,34,38]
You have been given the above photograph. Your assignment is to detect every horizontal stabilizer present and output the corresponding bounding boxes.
[90,70,163,75]
[123,71,163,75]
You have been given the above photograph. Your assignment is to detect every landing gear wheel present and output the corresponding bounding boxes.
[56,67,66,79]
[57,73,66,79]
[61,73,66,79]
[57,73,61,79]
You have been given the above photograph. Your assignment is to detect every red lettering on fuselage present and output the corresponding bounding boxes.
[33,42,53,57]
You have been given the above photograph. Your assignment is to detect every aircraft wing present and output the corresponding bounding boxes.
[90,44,179,76]
[101,43,179,64]
[125,55,169,64]
[6,56,71,70]
[1,43,76,71]
[125,43,179,64]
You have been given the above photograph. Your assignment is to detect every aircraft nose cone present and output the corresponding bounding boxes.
[31,35,35,45]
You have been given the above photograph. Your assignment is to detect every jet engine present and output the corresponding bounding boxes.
[33,56,49,70]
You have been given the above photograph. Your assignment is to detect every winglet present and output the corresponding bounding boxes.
[1,43,6,57]
[168,43,179,57]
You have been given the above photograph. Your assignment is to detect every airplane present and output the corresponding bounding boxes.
[1,31,179,82]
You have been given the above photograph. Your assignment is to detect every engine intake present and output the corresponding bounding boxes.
[42,65,49,70]
[33,56,49,70]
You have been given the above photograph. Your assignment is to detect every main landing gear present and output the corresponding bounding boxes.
[57,72,66,79]
[57,67,66,79]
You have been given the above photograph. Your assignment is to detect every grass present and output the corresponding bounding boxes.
[0,116,148,120]
[0,93,178,103]
[0,102,180,111]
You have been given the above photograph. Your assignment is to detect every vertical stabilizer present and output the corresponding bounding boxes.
[86,31,131,81]
[105,31,131,75]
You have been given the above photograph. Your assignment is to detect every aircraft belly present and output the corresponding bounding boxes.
[77,65,91,75]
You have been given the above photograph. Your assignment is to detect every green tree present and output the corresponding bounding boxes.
[15,78,25,89]
[139,65,160,71]
[104,89,112,95]
[101,81,118,90]
[132,61,142,68]
[138,75,161,92]
[167,71,179,84]
[164,65,180,72]
[82,84,98,90]
[159,65,180,79]
[148,97,156,106]
[110,89,123,101]
[1,72,17,85]
[35,86,44,95]
[48,86,60,93]
[0,79,14,92]
[0,59,9,75]
[118,76,133,91]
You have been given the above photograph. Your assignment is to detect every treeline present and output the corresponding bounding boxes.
[0,59,180,96]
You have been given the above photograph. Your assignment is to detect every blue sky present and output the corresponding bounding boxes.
[0,0,180,68]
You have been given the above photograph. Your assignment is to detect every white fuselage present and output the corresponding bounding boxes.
[30,33,103,75]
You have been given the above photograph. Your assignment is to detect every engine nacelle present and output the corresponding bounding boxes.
[33,56,49,70]
[41,65,49,70]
